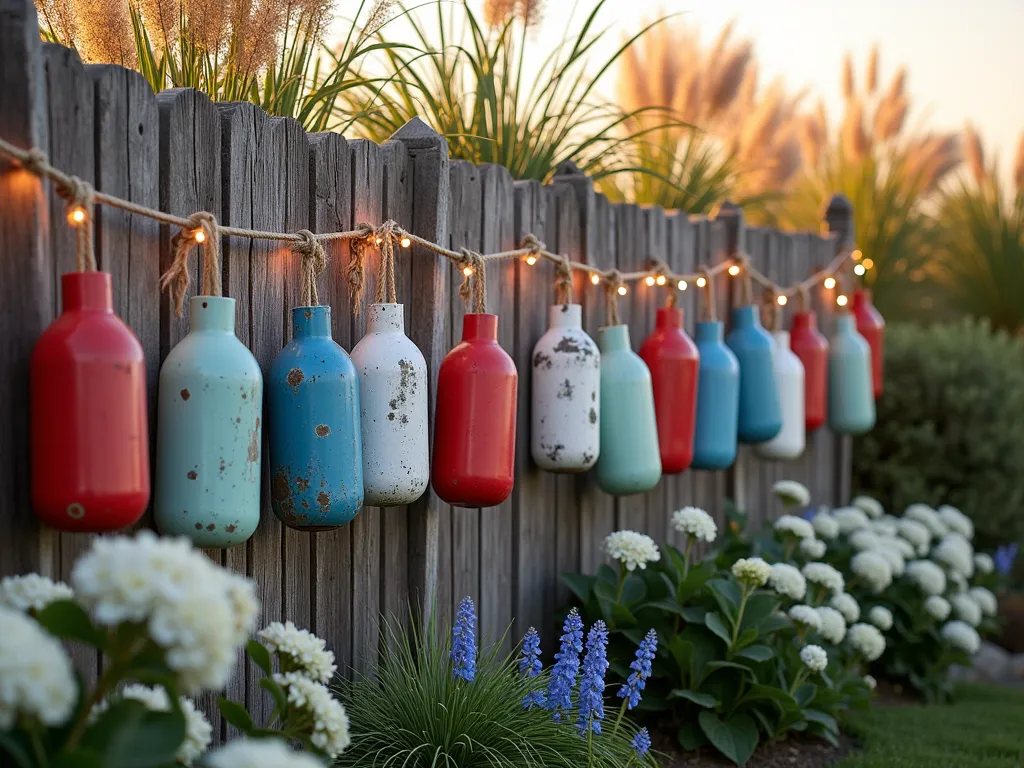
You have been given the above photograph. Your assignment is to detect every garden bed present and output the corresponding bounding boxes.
[651,722,855,767]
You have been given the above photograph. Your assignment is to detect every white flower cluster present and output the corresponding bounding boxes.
[811,511,840,540]
[273,673,351,758]
[815,606,847,644]
[774,515,816,541]
[933,534,975,579]
[849,529,881,552]
[851,551,893,593]
[671,507,718,543]
[0,574,73,613]
[974,553,994,575]
[800,538,827,559]
[0,606,78,728]
[832,506,870,534]
[863,674,877,690]
[732,557,772,589]
[852,496,884,520]
[925,595,952,621]
[948,570,968,594]
[970,586,998,617]
[769,563,807,600]
[802,562,845,596]
[830,593,861,623]
[870,517,899,537]
[937,505,974,540]
[904,504,947,538]
[800,644,829,673]
[884,536,916,560]
[205,738,326,768]
[897,519,932,556]
[258,622,337,684]
[868,605,893,631]
[905,560,947,596]
[941,620,981,655]
[97,685,212,766]
[773,480,810,508]
[847,622,886,661]
[950,593,982,627]
[873,540,907,576]
[605,530,661,571]
[789,605,823,632]
[71,531,259,693]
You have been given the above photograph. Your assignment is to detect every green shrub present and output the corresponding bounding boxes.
[853,320,1024,549]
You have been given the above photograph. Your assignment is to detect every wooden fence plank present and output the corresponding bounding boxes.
[642,206,670,545]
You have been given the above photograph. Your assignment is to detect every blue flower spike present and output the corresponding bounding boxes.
[450,596,477,682]
[619,628,658,710]
[520,626,546,709]
[632,727,652,758]
[577,620,610,735]
[546,608,584,721]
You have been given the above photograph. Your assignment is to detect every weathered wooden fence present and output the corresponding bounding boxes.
[0,0,852,739]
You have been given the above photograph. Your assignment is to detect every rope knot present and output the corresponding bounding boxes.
[345,222,376,317]
[554,253,574,305]
[23,148,49,177]
[521,233,545,256]
[458,248,487,313]
[292,229,327,306]
[161,211,222,317]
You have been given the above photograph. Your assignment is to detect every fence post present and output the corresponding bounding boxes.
[0,0,50,577]
[824,194,855,505]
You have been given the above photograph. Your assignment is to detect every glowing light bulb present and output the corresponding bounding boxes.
[590,274,601,285]
[836,294,849,307]
[695,276,707,288]
[375,237,383,246]
[824,276,836,290]
[400,236,411,248]
[862,258,874,269]
[655,274,666,286]
[617,285,627,296]
[68,206,86,224]
[525,255,538,266]
[463,266,474,277]
[854,264,866,276]
[852,249,863,261]
[645,275,656,287]
[777,295,788,306]
[728,264,741,276]
[677,280,687,291]
[194,229,206,243]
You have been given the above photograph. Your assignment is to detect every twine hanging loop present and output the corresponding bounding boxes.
[554,253,574,305]
[57,175,97,272]
[345,222,375,317]
[738,253,754,305]
[458,248,487,313]
[373,220,400,305]
[699,268,716,322]
[603,269,623,326]
[292,229,327,307]
[161,211,221,317]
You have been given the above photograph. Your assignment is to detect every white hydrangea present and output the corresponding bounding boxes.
[852,496,885,519]
[897,519,932,556]
[789,604,823,632]
[937,505,974,540]
[833,506,870,534]
[815,606,847,644]
[851,551,893,594]
[774,514,816,541]
[831,592,861,623]
[773,480,810,508]
[732,557,772,589]
[800,644,829,673]
[933,534,975,579]
[258,622,337,684]
[905,504,948,538]
[811,511,840,540]
[0,574,73,613]
[0,606,78,728]
[98,685,212,766]
[870,517,899,537]
[868,605,893,631]
[802,562,845,596]
[769,563,807,600]
[848,622,886,661]
[849,529,882,552]
[873,541,906,577]
[925,595,952,621]
[905,560,947,596]
[885,535,916,560]
[941,620,981,655]
[864,674,877,690]
[671,507,717,543]
[970,586,998,617]
[273,673,350,758]
[948,570,968,594]
[605,530,661,571]
[71,531,259,694]
[800,538,827,559]
[974,553,995,575]
[205,738,326,768]
[950,593,982,627]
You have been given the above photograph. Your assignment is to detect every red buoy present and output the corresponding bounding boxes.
[790,311,829,432]
[638,306,699,474]
[31,272,149,531]
[431,314,517,507]
[853,289,884,399]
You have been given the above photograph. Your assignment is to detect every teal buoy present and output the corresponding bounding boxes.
[727,305,782,443]
[692,320,740,470]
[828,313,876,435]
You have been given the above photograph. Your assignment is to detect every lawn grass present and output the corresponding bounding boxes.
[837,684,1024,768]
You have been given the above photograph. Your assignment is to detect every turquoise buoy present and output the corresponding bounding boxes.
[692,320,740,470]
[828,313,876,435]
[595,325,661,495]
[155,296,262,547]
[268,306,363,529]
[727,305,782,443]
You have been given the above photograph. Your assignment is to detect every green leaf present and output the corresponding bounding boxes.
[794,682,817,708]
[708,578,742,620]
[704,612,732,645]
[620,573,647,605]
[593,578,618,603]
[218,697,255,733]
[757,613,792,635]
[34,600,106,648]
[744,683,798,710]
[246,640,273,676]
[736,644,774,662]
[734,627,759,650]
[740,593,780,632]
[609,602,638,629]
[53,749,106,768]
[678,719,708,750]
[677,562,715,602]
[0,732,34,768]
[641,597,685,616]
[706,660,751,673]
[698,711,760,766]
[561,572,597,603]
[804,709,839,734]
[259,676,289,714]
[596,564,619,584]
[669,688,720,708]
[681,606,707,623]
[83,700,186,768]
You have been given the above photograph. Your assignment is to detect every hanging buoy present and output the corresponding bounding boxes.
[727,304,782,443]
[692,320,740,470]
[269,305,363,529]
[432,313,518,507]
[638,306,699,474]
[853,289,885,399]
[531,304,600,472]
[828,313,876,435]
[595,324,661,495]
[754,330,805,460]
[790,311,829,432]
[155,296,262,547]
[31,272,149,532]
[351,303,429,505]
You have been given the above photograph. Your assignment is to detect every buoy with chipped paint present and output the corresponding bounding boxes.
[530,304,600,472]
[754,330,806,460]
[155,296,262,547]
[351,303,429,506]
[268,305,363,528]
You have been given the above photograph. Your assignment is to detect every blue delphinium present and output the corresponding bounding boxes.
[546,608,584,721]
[996,543,1019,577]
[576,620,609,735]
[450,596,477,682]
[520,626,546,709]
[631,727,651,759]
[618,628,657,710]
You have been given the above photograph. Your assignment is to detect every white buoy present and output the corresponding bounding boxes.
[754,330,806,461]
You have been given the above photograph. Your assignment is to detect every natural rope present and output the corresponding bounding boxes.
[738,254,754,306]
[699,269,717,322]
[796,283,810,312]
[55,175,97,272]
[345,222,374,317]
[457,249,487,313]
[554,253,574,305]
[292,229,327,307]
[160,212,221,317]
[373,220,399,305]
[603,270,622,326]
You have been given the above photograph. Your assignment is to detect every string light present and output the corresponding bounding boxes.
[677,279,687,290]
[400,236,411,248]
[655,274,666,286]
[525,255,538,266]
[462,266,474,277]
[853,264,866,276]
[852,249,863,260]
[824,276,836,290]
[194,229,206,243]
[836,294,849,307]
[777,295,788,306]
[728,264,741,276]
[375,237,383,246]
[617,285,628,296]
[862,258,874,270]
[590,274,601,285]
[645,275,656,287]
[695,276,707,288]
[68,206,86,224]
